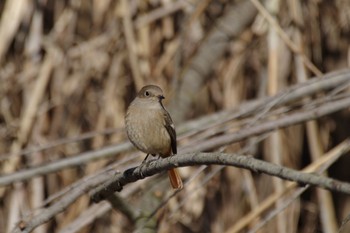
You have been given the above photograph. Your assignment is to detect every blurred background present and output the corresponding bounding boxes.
[1,0,350,232]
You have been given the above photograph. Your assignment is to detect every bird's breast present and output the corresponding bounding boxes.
[125,107,171,156]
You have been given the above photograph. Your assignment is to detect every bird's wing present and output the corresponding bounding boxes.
[163,110,177,155]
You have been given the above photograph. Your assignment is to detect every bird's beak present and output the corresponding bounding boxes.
[158,95,165,100]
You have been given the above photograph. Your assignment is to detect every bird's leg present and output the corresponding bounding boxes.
[142,154,151,164]
[140,154,150,178]
[140,154,157,178]
[141,153,158,166]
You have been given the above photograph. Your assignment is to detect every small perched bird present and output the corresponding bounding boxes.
[125,85,183,189]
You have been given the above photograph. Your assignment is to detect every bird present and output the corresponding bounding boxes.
[125,85,183,189]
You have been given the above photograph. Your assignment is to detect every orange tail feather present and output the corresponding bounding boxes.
[168,168,183,190]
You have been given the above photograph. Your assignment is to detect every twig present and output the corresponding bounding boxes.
[57,202,111,233]
[246,140,348,233]
[11,169,118,233]
[57,181,142,233]
[227,138,350,233]
[178,68,350,137]
[91,142,350,202]
[184,95,350,152]
[339,213,350,233]
[245,138,348,233]
[0,128,121,161]
[0,143,132,186]
[248,185,309,233]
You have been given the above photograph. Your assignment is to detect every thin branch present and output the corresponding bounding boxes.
[339,213,350,233]
[183,95,350,152]
[91,141,350,203]
[57,181,142,233]
[248,185,309,233]
[0,128,121,161]
[178,68,350,136]
[11,169,118,233]
[0,143,132,186]
[227,138,350,233]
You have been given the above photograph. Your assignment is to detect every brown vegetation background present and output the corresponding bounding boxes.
[1,0,350,232]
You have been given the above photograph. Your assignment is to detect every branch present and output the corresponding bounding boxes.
[178,68,350,136]
[1,69,349,187]
[91,141,350,202]
[11,169,119,233]
[0,143,132,186]
[183,95,350,152]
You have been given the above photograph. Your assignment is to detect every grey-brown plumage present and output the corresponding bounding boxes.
[125,85,183,189]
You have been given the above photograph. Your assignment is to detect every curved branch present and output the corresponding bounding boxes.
[91,141,350,202]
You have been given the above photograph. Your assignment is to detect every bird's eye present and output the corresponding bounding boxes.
[144,91,150,97]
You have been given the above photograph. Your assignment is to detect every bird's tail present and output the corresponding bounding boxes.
[168,168,183,190]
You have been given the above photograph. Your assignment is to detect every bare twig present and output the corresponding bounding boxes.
[91,142,350,202]
[11,169,118,233]
[178,68,350,137]
[226,138,350,233]
[244,138,348,233]
[0,143,132,186]
[0,128,121,161]
[184,95,350,152]
[57,180,142,233]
